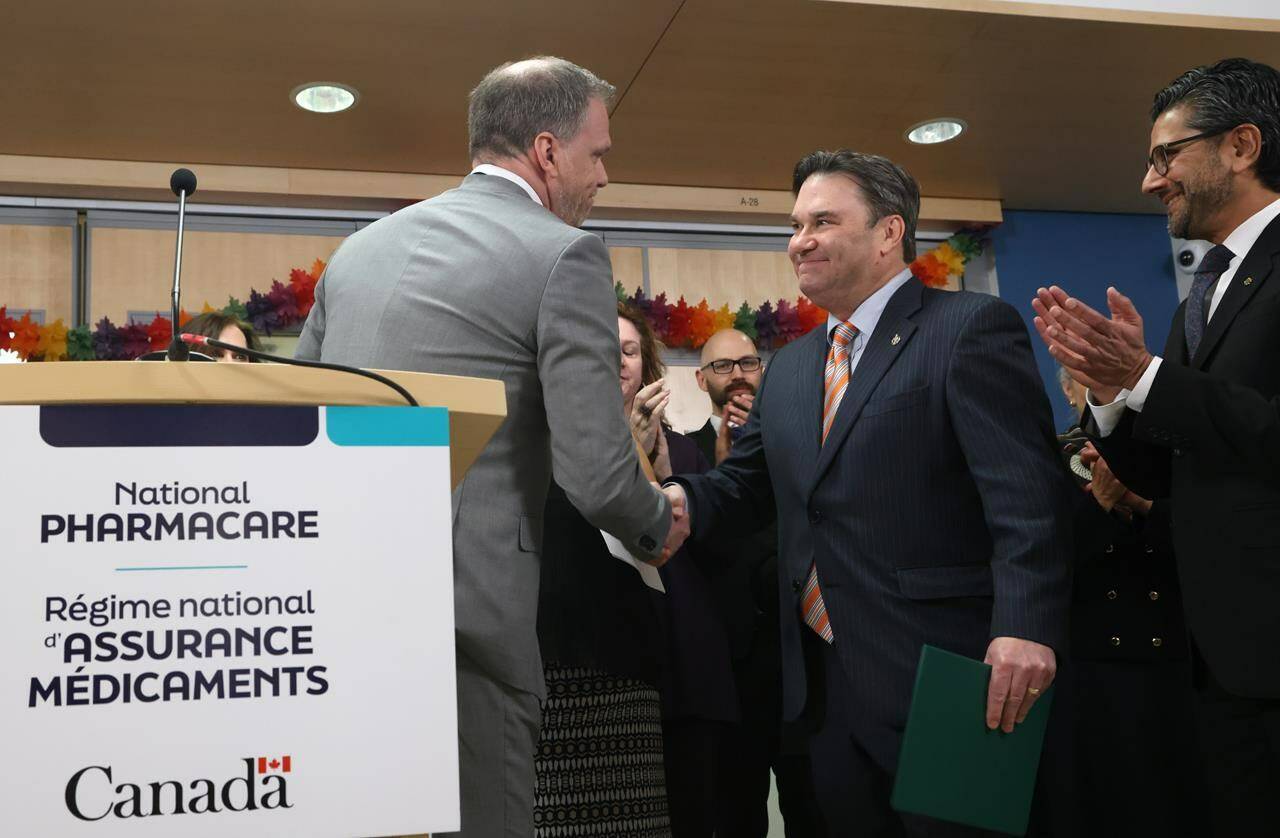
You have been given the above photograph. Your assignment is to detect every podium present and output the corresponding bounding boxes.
[0,361,505,837]
[0,361,506,488]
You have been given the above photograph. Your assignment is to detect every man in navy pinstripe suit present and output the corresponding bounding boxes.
[664,150,1072,836]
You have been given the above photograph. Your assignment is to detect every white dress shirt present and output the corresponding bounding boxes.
[1090,196,1280,435]
[470,164,543,206]
[825,267,915,372]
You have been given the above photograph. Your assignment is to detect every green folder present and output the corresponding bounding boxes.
[890,644,1054,836]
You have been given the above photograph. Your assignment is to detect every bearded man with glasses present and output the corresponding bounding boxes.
[690,328,827,838]
[1034,57,1280,833]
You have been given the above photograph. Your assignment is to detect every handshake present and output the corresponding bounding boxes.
[648,484,692,566]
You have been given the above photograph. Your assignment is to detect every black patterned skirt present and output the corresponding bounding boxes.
[534,664,671,838]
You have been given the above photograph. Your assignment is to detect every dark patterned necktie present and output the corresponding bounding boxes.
[1184,244,1235,358]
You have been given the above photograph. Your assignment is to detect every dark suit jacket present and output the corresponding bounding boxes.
[537,481,666,688]
[676,279,1072,769]
[657,428,740,723]
[689,420,780,663]
[1070,497,1189,663]
[1093,210,1280,698]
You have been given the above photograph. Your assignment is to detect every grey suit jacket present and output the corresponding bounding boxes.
[296,173,671,697]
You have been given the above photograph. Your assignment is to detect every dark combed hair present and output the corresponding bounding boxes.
[468,56,615,161]
[1152,58,1280,191]
[791,149,921,261]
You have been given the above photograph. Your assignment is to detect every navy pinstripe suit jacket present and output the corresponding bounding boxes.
[677,277,1072,769]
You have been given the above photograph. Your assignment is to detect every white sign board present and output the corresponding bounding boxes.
[0,404,459,836]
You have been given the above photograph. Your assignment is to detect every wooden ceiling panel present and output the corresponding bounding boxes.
[0,0,1278,213]
[603,0,1280,212]
[0,0,683,173]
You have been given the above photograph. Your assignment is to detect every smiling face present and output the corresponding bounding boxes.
[787,173,904,320]
[1142,106,1233,241]
[545,97,611,227]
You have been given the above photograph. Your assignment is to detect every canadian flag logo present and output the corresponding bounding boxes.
[257,756,292,774]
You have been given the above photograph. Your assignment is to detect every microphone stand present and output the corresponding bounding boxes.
[139,168,202,362]
[179,334,420,407]
[167,182,191,361]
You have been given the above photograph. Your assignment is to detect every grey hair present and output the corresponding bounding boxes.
[468,56,616,162]
[1056,365,1073,390]
[791,149,921,262]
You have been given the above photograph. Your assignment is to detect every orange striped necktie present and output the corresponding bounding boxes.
[804,320,858,644]
[822,321,859,444]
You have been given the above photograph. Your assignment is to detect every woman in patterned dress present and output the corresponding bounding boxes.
[533,302,681,838]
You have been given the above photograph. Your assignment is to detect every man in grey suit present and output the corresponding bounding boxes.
[296,57,682,837]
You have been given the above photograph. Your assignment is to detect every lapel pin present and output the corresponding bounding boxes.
[1244,276,1254,286]
[890,333,901,346]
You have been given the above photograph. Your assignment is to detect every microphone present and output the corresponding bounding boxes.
[179,333,420,407]
[167,168,197,361]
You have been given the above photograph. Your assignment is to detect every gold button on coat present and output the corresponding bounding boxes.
[1110,636,1121,646]
[1149,590,1160,601]
[1152,637,1163,647]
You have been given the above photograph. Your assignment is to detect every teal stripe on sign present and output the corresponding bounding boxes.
[326,406,450,446]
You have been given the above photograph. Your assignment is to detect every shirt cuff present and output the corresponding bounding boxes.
[1124,356,1162,413]
[1086,388,1130,438]
[1084,356,1162,437]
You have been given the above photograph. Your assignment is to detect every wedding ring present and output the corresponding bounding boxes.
[1027,687,1042,696]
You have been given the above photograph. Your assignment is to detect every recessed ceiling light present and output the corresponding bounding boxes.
[906,118,966,145]
[291,83,359,114]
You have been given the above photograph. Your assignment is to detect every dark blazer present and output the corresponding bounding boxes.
[537,481,666,687]
[689,420,781,663]
[1093,210,1280,698]
[1070,496,1189,663]
[657,428,740,723]
[676,279,1072,769]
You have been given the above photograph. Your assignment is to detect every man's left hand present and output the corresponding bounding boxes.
[1031,285,1152,403]
[984,637,1056,733]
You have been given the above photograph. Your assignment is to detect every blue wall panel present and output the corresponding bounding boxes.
[990,210,1180,430]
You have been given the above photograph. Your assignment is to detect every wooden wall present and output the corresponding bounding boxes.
[0,218,75,324]
[87,227,345,325]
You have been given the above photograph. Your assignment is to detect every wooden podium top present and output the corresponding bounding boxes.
[0,361,506,488]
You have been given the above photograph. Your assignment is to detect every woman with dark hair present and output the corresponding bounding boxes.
[532,302,676,838]
[1054,367,1208,836]
[534,303,737,838]
[618,302,739,838]
[182,311,261,362]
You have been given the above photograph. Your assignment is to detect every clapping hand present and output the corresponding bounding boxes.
[630,379,670,456]
[1080,443,1152,517]
[1031,286,1152,404]
[714,393,753,465]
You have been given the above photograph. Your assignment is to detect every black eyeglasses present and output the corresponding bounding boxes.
[701,356,762,375]
[1147,128,1228,176]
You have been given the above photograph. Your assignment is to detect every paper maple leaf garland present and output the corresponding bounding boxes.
[0,259,325,361]
[617,234,982,350]
[2,234,982,360]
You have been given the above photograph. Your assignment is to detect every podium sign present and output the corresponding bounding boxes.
[0,404,459,836]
